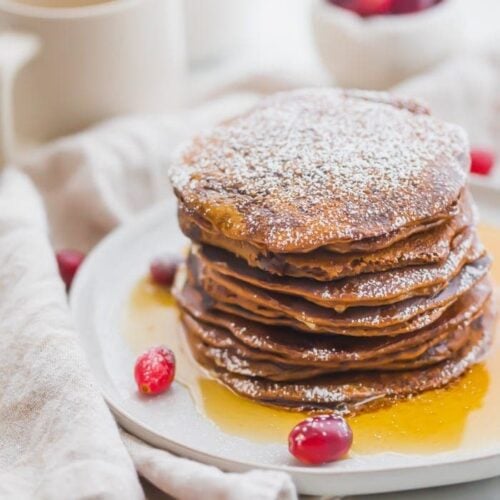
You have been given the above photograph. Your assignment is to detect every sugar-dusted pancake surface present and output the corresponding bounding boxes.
[171,89,468,253]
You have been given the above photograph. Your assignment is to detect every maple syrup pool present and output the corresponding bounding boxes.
[122,225,500,455]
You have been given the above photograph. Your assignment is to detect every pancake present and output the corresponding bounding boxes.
[194,225,483,310]
[170,89,468,254]
[178,278,491,373]
[186,301,495,413]
[175,276,491,366]
[211,300,449,337]
[178,200,455,258]
[184,313,476,380]
[192,253,490,335]
[179,191,474,280]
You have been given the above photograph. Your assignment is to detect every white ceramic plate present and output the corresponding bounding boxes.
[70,197,500,497]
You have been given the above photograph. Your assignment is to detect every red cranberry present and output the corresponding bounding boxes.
[391,0,441,14]
[56,249,85,289]
[328,0,393,17]
[470,148,495,176]
[288,414,353,465]
[134,346,176,395]
[150,254,182,287]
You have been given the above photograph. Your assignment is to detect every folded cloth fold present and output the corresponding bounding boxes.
[122,431,296,500]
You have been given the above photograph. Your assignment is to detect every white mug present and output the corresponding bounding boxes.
[0,0,185,159]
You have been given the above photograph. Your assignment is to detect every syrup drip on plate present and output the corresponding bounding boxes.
[122,225,500,455]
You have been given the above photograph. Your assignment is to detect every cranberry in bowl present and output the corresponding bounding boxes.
[312,0,464,89]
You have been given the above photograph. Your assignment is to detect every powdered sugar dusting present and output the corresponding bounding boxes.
[170,88,468,252]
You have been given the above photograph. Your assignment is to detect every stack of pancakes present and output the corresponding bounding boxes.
[170,89,495,413]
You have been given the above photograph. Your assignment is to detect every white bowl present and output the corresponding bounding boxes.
[312,0,465,89]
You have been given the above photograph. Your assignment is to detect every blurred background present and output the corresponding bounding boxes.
[0,0,499,192]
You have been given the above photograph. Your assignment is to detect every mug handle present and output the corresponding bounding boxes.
[0,32,39,169]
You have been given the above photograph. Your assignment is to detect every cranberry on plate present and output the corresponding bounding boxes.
[150,254,182,287]
[134,345,176,396]
[470,148,495,176]
[288,414,353,465]
[56,249,85,289]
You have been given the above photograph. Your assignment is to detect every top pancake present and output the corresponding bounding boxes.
[180,191,474,281]
[170,88,469,253]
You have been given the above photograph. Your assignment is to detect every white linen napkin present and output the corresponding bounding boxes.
[123,431,296,500]
[1,54,499,499]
